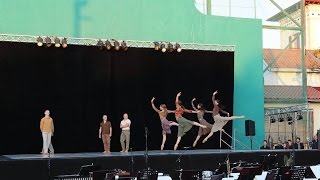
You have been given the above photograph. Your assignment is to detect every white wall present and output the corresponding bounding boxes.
[264,70,320,86]
[309,103,320,136]
[306,5,320,50]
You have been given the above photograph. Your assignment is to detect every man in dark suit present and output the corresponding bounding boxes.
[294,137,304,149]
[260,140,271,149]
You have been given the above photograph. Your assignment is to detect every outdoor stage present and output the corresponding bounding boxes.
[1,149,320,179]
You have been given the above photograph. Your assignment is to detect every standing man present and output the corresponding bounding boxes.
[120,113,131,152]
[40,110,54,154]
[99,115,112,153]
[294,137,304,149]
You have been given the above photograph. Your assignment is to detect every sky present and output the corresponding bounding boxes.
[194,0,301,48]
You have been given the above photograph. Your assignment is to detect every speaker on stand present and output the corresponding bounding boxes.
[245,120,256,150]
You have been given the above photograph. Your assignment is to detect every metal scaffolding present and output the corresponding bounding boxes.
[0,34,235,52]
[263,0,308,103]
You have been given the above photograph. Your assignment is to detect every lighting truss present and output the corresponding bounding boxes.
[0,34,235,52]
[264,103,309,116]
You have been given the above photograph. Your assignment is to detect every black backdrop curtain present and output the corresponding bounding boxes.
[0,42,234,154]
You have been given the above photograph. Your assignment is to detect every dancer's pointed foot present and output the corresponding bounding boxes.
[161,144,164,150]
[192,141,197,147]
[202,138,208,143]
[174,144,178,150]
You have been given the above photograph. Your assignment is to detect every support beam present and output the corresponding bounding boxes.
[269,0,301,27]
[263,33,300,73]
[301,0,308,103]
[263,25,302,31]
[207,0,212,15]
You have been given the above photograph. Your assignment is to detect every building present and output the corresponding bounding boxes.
[268,0,320,50]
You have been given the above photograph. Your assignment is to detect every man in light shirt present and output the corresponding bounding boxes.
[120,113,131,152]
[40,110,54,154]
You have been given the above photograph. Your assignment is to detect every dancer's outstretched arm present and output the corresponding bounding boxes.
[191,98,198,111]
[151,97,160,113]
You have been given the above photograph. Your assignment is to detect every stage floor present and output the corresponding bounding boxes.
[2,149,269,160]
[1,149,320,180]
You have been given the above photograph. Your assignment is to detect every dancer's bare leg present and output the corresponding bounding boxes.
[221,116,245,121]
[193,122,206,128]
[193,135,201,147]
[161,134,166,150]
[202,128,220,143]
[174,136,182,150]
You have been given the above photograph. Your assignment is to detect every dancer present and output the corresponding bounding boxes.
[174,92,206,150]
[99,115,112,153]
[40,110,54,155]
[151,97,179,150]
[120,113,131,152]
[202,91,245,143]
[191,98,213,147]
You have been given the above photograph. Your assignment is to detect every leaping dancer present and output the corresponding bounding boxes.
[174,92,206,150]
[151,97,179,150]
[202,90,245,143]
[191,98,213,147]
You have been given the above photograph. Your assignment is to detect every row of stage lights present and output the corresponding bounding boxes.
[36,36,182,53]
[269,112,303,125]
[37,36,68,48]
[97,39,128,51]
[154,42,182,53]
[96,40,182,53]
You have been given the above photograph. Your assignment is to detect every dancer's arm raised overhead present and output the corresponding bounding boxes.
[212,90,218,104]
[151,97,161,113]
[191,98,198,111]
[175,92,181,106]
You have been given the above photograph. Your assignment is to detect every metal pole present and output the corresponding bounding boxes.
[207,0,212,15]
[300,0,308,103]
[253,0,256,19]
[220,130,222,148]
[229,0,231,16]
[233,128,236,149]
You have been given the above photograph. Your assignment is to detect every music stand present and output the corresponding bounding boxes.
[78,164,98,176]
[238,166,262,180]
[259,154,277,171]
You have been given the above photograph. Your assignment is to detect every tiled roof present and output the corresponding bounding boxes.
[264,49,320,69]
[265,85,320,101]
[306,0,320,5]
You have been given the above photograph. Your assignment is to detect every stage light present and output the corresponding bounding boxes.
[297,112,303,120]
[97,39,104,50]
[287,114,293,122]
[45,37,52,47]
[278,114,284,122]
[54,37,61,48]
[270,116,276,123]
[61,38,67,48]
[121,41,128,51]
[36,36,43,47]
[105,40,112,50]
[167,43,174,52]
[154,42,160,50]
[114,40,120,51]
[160,43,166,52]
[175,43,182,52]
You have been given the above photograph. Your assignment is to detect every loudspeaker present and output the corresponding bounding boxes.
[245,120,255,136]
